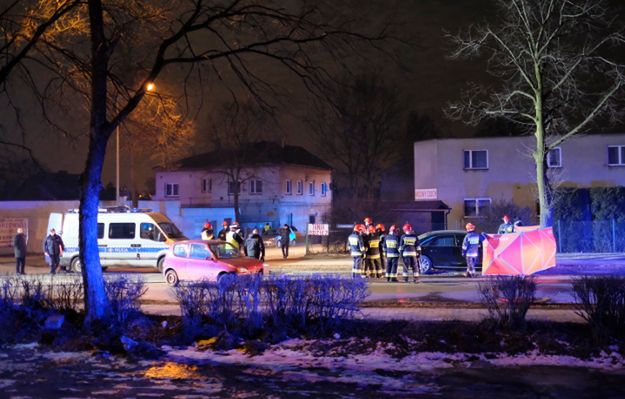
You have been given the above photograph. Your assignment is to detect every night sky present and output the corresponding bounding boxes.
[1,0,623,193]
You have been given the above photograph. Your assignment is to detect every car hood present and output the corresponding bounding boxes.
[221,257,263,270]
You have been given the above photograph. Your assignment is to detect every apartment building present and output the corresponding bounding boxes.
[413,134,625,228]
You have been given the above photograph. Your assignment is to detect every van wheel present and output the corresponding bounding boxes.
[157,257,165,272]
[71,257,82,273]
[165,269,179,286]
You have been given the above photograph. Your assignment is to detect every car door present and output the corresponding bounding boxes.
[105,222,137,265]
[137,222,167,266]
[426,234,458,266]
[187,243,216,281]
[452,233,467,266]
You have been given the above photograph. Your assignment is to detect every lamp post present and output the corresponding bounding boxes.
[115,82,155,204]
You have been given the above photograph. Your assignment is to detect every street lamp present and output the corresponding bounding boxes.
[116,82,155,204]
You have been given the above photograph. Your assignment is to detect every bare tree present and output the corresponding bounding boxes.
[24,0,388,324]
[308,73,405,200]
[447,0,625,227]
[208,100,269,222]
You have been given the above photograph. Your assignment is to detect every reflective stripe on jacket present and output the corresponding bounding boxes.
[383,234,400,258]
[347,233,365,257]
[399,233,419,257]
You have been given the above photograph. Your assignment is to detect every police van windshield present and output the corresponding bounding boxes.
[158,222,187,240]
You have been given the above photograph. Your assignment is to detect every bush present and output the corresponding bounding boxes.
[572,276,625,342]
[104,275,148,326]
[173,275,368,341]
[479,276,536,330]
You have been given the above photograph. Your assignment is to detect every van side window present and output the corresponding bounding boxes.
[140,223,157,240]
[97,223,104,239]
[190,243,211,260]
[173,244,188,258]
[109,223,136,239]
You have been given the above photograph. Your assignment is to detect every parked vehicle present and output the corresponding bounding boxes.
[48,207,187,272]
[417,230,482,274]
[261,228,283,247]
[162,239,265,286]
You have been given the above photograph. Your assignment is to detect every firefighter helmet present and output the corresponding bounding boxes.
[222,220,229,226]
[367,225,376,234]
[203,222,212,230]
[375,223,385,232]
[465,223,476,232]
[353,224,361,232]
[388,224,396,233]
[364,216,373,224]
[502,214,511,222]
[402,223,412,233]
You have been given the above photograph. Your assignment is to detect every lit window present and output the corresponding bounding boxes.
[321,182,328,197]
[463,150,488,169]
[464,197,491,217]
[608,145,625,166]
[201,178,212,193]
[285,179,292,194]
[250,179,263,194]
[547,147,562,168]
[165,183,179,197]
[296,180,303,195]
[308,181,315,195]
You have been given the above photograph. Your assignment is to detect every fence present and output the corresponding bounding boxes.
[554,219,625,253]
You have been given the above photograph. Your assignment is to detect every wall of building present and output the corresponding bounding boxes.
[414,134,625,228]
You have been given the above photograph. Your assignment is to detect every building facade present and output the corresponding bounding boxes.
[414,134,625,228]
[152,142,332,233]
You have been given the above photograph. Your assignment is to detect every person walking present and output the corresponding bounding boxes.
[280,224,291,258]
[498,214,515,234]
[383,225,400,282]
[244,228,265,261]
[347,224,366,278]
[13,227,27,275]
[43,228,65,274]
[399,223,420,283]
[462,223,485,278]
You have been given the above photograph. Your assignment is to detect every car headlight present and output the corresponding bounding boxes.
[236,267,250,274]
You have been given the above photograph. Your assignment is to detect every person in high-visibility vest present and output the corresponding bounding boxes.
[462,223,485,278]
[347,224,366,278]
[399,223,419,283]
[383,225,400,282]
[365,225,382,278]
[226,222,244,251]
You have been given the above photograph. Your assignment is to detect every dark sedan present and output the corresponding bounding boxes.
[417,230,481,274]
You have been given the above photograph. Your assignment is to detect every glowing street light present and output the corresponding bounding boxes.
[116,82,156,204]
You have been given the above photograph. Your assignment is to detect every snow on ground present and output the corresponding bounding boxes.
[164,337,625,379]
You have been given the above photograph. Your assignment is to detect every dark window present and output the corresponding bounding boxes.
[296,180,303,195]
[464,198,491,217]
[463,150,488,169]
[250,179,263,194]
[97,223,104,239]
[202,178,212,193]
[547,147,562,168]
[429,236,455,247]
[285,180,292,194]
[321,182,328,196]
[140,223,158,241]
[608,145,625,166]
[108,223,135,239]
[165,183,179,197]
[228,181,240,195]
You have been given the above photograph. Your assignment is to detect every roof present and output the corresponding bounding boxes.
[171,141,331,171]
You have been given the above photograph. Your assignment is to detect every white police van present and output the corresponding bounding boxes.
[48,207,187,272]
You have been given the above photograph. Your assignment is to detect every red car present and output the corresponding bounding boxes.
[162,240,265,286]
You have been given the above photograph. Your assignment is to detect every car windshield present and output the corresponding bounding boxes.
[158,222,187,240]
[209,243,241,259]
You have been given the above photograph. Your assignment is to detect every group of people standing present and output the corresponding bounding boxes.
[347,217,421,283]
[11,227,65,275]
[199,220,295,261]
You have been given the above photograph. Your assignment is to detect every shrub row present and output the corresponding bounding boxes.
[173,274,368,339]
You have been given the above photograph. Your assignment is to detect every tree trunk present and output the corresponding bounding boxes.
[81,0,111,325]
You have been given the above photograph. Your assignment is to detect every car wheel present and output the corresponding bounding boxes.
[165,269,179,286]
[157,256,165,272]
[70,257,82,273]
[419,255,433,275]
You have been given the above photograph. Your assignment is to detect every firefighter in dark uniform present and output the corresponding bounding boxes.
[347,224,366,278]
[376,223,386,276]
[365,225,383,278]
[498,214,515,234]
[217,220,229,240]
[462,223,485,277]
[399,223,419,283]
[383,224,400,282]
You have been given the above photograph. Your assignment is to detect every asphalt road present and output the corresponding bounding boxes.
[1,245,625,322]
